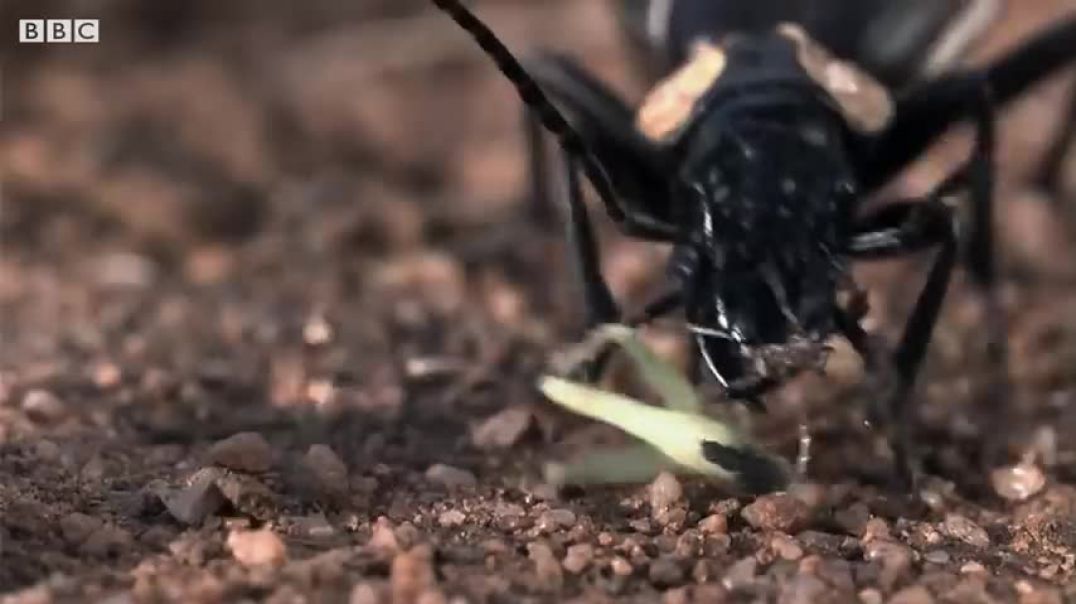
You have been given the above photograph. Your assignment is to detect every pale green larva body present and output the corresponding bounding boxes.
[539,325,790,491]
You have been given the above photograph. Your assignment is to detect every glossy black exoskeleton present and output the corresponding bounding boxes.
[617,0,1004,86]
[430,0,1076,486]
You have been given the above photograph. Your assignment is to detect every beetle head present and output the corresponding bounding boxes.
[668,116,856,387]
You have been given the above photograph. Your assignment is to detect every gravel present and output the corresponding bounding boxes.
[424,464,477,490]
[991,462,1047,502]
[649,471,684,516]
[302,443,350,500]
[470,405,535,450]
[941,513,991,549]
[207,432,273,473]
[152,468,228,526]
[226,529,287,567]
[740,493,812,533]
[562,543,594,574]
[21,389,67,424]
[2,0,1074,600]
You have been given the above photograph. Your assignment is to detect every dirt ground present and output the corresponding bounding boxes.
[2,0,1076,602]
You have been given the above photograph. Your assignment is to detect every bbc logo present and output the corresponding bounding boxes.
[19,19,99,43]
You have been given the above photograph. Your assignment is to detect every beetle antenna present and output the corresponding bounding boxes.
[430,0,621,209]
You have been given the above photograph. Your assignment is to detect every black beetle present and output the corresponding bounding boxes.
[430,0,1076,486]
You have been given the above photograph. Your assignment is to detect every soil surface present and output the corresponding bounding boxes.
[2,0,1076,602]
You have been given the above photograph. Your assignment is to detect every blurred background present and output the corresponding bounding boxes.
[1,0,1076,600]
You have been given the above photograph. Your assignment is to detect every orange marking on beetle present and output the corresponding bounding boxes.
[636,40,728,142]
[777,23,895,134]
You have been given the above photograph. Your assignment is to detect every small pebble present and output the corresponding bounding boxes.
[858,588,884,604]
[864,540,914,590]
[862,518,891,543]
[303,314,333,345]
[788,482,827,509]
[536,509,576,532]
[303,444,349,499]
[960,561,987,574]
[416,590,448,604]
[908,522,944,548]
[662,587,690,604]
[153,468,227,526]
[649,472,683,515]
[395,522,423,550]
[60,513,102,546]
[168,532,213,566]
[349,583,383,604]
[778,574,828,604]
[471,406,533,450]
[438,509,466,528]
[806,556,854,593]
[741,493,811,533]
[698,514,727,534]
[941,513,990,548]
[495,502,525,518]
[208,432,272,473]
[888,585,934,604]
[629,518,653,534]
[924,550,951,564]
[368,517,399,551]
[834,502,869,536]
[481,538,508,555]
[424,464,476,489]
[33,439,61,462]
[692,559,717,583]
[562,544,593,574]
[290,514,336,540]
[391,545,437,604]
[80,525,132,557]
[610,556,634,577]
[80,456,106,482]
[92,362,122,389]
[1016,584,1063,604]
[919,488,946,511]
[771,534,804,560]
[648,557,684,587]
[22,389,66,423]
[528,542,563,588]
[94,252,156,288]
[722,557,757,591]
[991,462,1046,502]
[227,529,286,567]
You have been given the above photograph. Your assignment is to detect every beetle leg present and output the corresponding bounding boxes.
[522,52,679,239]
[566,287,685,383]
[847,199,960,489]
[626,288,683,327]
[562,152,620,332]
[854,15,1076,191]
[861,70,1009,456]
[1034,83,1076,195]
[524,108,558,231]
[433,0,679,240]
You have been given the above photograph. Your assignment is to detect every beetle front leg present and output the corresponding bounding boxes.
[848,199,960,489]
[521,53,680,241]
[856,72,1012,481]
